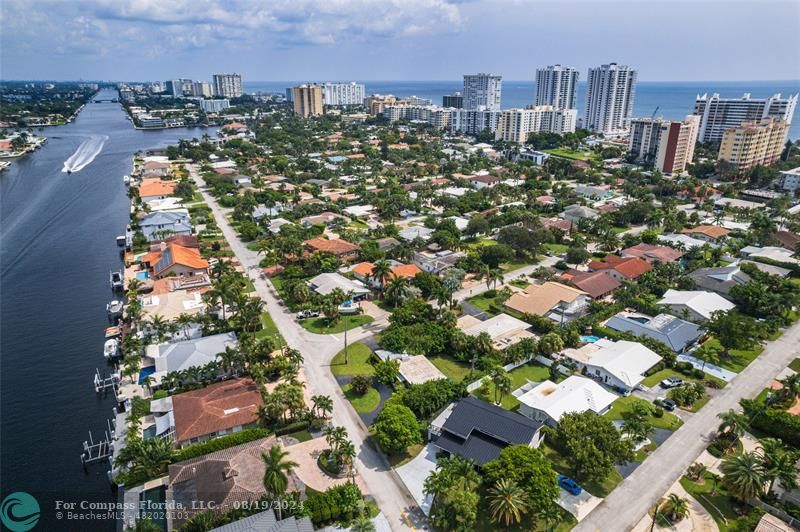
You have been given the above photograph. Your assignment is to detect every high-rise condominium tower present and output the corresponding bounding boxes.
[535,65,579,110]
[463,73,502,111]
[693,93,797,143]
[583,63,637,134]
[212,73,243,99]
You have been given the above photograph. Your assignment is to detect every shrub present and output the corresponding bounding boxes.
[372,403,422,454]
[274,421,310,437]
[305,483,364,526]
[176,428,270,462]
[350,375,373,395]
[653,407,664,418]
[484,289,498,297]
[741,398,800,447]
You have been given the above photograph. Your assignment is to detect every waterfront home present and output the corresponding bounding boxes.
[688,264,751,299]
[145,332,238,385]
[587,255,653,281]
[457,313,535,350]
[503,281,590,323]
[142,160,170,178]
[429,396,544,466]
[141,242,209,279]
[303,237,360,261]
[171,378,263,447]
[139,210,192,241]
[561,339,662,393]
[605,311,704,353]
[138,178,177,204]
[307,273,370,300]
[680,225,730,244]
[139,289,206,321]
[516,375,618,427]
[166,436,282,530]
[657,289,735,323]
[621,243,684,264]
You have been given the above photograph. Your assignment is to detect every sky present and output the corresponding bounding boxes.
[1,0,799,82]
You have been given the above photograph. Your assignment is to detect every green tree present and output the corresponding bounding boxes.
[721,452,766,501]
[373,358,401,387]
[565,246,590,267]
[424,456,481,532]
[488,478,529,527]
[660,493,689,523]
[372,403,422,454]
[261,444,299,520]
[538,332,564,357]
[349,516,376,532]
[483,445,560,520]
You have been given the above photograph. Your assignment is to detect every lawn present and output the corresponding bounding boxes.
[299,314,374,334]
[330,342,376,377]
[542,444,623,498]
[509,279,530,289]
[722,345,763,373]
[679,473,757,532]
[605,395,683,431]
[256,311,285,346]
[428,355,477,382]
[678,394,711,413]
[386,443,425,468]
[471,363,553,410]
[342,383,381,413]
[475,494,576,532]
[789,357,800,372]
[465,293,500,314]
[286,429,313,443]
[542,147,594,161]
[544,243,569,255]
[641,368,727,389]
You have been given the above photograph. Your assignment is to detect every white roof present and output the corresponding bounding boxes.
[659,233,712,250]
[568,339,662,388]
[462,313,530,340]
[658,289,736,320]
[399,226,434,241]
[307,273,370,296]
[344,204,374,217]
[517,376,618,423]
[398,355,446,385]
[740,246,799,265]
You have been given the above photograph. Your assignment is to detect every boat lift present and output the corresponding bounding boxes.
[93,368,120,396]
[80,419,114,466]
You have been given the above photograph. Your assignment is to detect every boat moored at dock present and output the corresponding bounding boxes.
[103,338,120,359]
[106,299,123,320]
[109,270,124,291]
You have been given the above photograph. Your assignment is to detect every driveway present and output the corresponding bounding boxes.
[630,479,719,532]
[189,166,423,531]
[575,319,800,532]
[677,353,737,382]
[395,444,438,516]
[557,488,603,522]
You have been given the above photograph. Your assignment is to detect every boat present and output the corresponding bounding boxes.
[103,339,120,359]
[106,299,124,319]
[104,326,121,338]
[116,235,127,247]
[123,175,130,185]
[110,270,124,291]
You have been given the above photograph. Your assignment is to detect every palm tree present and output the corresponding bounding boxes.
[721,452,767,502]
[370,259,392,297]
[758,438,799,494]
[339,440,357,482]
[349,516,375,532]
[291,282,310,305]
[487,268,504,290]
[660,493,689,523]
[778,373,800,403]
[311,395,333,419]
[708,472,722,496]
[261,445,298,520]
[385,276,411,308]
[717,409,749,439]
[488,478,529,527]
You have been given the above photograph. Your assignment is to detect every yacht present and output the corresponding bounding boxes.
[103,338,120,359]
[110,270,124,291]
[123,175,131,185]
[116,235,127,247]
[106,299,124,319]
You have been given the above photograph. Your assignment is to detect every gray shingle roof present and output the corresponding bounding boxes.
[606,313,703,353]
[210,510,314,532]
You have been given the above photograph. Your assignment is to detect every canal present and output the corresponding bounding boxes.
[0,89,216,530]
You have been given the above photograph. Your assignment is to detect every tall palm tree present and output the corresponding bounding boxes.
[660,493,689,523]
[261,445,298,520]
[339,440,357,482]
[488,478,529,527]
[717,409,749,439]
[385,276,411,308]
[370,259,392,297]
[758,439,799,494]
[311,395,333,419]
[349,516,375,532]
[721,452,767,502]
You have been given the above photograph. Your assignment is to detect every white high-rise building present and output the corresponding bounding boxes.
[628,115,699,174]
[495,106,577,143]
[199,99,230,113]
[212,73,243,99]
[693,93,798,144]
[535,65,579,110]
[463,73,502,111]
[583,63,637,135]
[322,82,365,106]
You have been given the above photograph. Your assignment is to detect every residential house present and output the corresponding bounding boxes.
[172,378,263,446]
[657,289,736,322]
[376,237,400,251]
[503,282,590,323]
[775,231,800,252]
[139,211,192,241]
[457,313,536,350]
[681,225,730,244]
[304,237,360,261]
[562,339,662,393]
[605,312,704,353]
[413,249,465,274]
[142,242,209,279]
[376,351,446,385]
[739,245,800,266]
[688,265,751,299]
[266,218,293,234]
[142,160,170,178]
[565,270,621,299]
[139,178,177,204]
[588,255,653,281]
[209,510,313,532]
[145,332,238,385]
[429,396,544,466]
[468,174,501,190]
[621,243,683,264]
[343,204,375,218]
[659,233,710,250]
[307,273,370,299]
[573,184,613,200]
[352,261,422,287]
[398,226,435,242]
[561,204,599,226]
[299,212,346,227]
[540,217,572,235]
[516,376,618,427]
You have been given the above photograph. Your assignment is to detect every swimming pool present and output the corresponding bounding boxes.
[135,271,150,280]
[138,365,155,384]
[580,335,601,343]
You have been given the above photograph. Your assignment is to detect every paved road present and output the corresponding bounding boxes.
[189,167,424,531]
[452,256,561,303]
[575,320,800,532]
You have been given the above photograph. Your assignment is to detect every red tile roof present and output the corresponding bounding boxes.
[568,271,622,298]
[172,378,263,442]
[588,255,653,279]
[304,237,360,256]
[621,243,683,263]
[681,225,730,239]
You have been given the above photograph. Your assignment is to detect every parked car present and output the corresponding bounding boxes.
[296,309,320,319]
[660,376,684,389]
[557,474,582,495]
[655,397,677,411]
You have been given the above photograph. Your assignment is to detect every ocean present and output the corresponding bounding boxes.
[245,80,800,140]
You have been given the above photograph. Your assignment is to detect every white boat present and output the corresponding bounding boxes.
[123,175,131,185]
[103,339,120,359]
[110,270,124,291]
[106,299,124,318]
[116,235,127,247]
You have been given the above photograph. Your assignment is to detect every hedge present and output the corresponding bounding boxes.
[176,428,271,462]
[304,483,364,526]
[274,420,310,437]
[741,398,800,447]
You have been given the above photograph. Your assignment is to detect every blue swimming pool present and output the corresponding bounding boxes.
[138,365,155,384]
[135,271,149,280]
[580,335,601,343]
